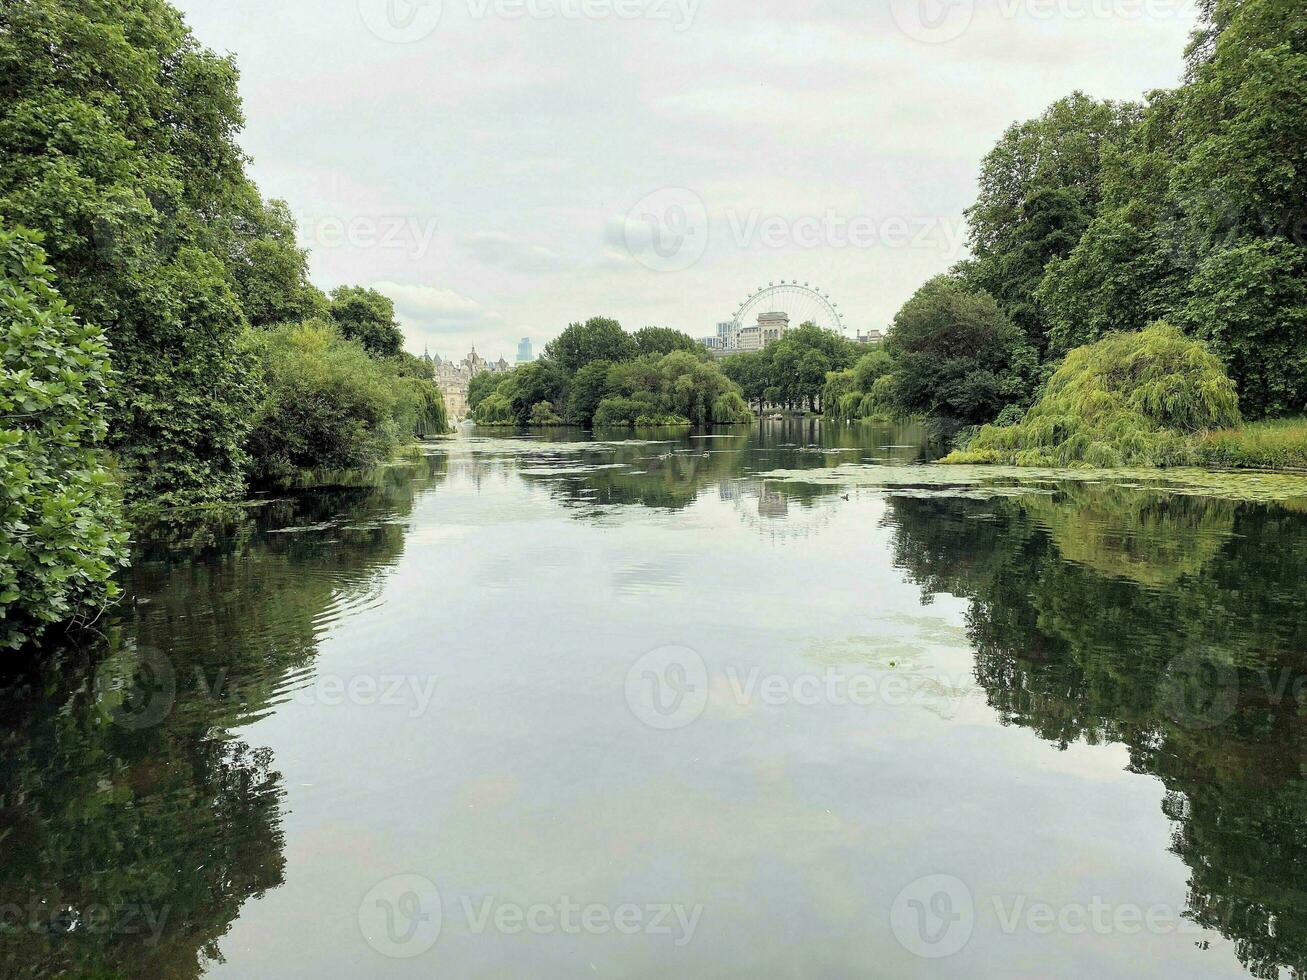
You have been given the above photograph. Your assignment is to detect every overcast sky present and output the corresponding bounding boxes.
[175,0,1199,362]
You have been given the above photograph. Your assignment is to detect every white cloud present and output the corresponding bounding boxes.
[461,231,564,272]
[374,282,497,326]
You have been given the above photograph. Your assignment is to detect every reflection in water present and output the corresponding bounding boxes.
[0,456,448,979]
[885,488,1307,979]
[462,419,935,530]
[4,424,1307,978]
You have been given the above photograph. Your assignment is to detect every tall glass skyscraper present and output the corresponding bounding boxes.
[516,337,533,363]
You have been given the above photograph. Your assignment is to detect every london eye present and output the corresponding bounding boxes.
[731,282,844,334]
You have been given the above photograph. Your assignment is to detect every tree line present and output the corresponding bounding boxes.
[469,317,752,427]
[0,0,448,648]
[817,0,1305,441]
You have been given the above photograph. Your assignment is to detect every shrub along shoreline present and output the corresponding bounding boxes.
[470,318,753,428]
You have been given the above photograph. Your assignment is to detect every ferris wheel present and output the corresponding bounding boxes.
[731,281,844,335]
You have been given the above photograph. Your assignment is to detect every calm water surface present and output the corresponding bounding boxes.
[4,421,1307,978]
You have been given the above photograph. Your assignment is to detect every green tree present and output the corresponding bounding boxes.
[1039,2,1307,412]
[1171,0,1307,250]
[961,94,1136,355]
[467,370,500,412]
[243,320,445,485]
[964,92,1136,261]
[853,348,894,391]
[722,323,858,413]
[1179,239,1307,418]
[1039,204,1194,356]
[113,248,262,504]
[328,286,404,358]
[474,392,515,425]
[825,348,897,420]
[0,0,316,501]
[543,317,636,374]
[505,360,567,421]
[226,197,327,326]
[0,225,127,650]
[633,325,700,357]
[564,360,614,426]
[721,350,770,414]
[886,276,1036,429]
[529,401,563,425]
[595,352,751,426]
[950,322,1241,467]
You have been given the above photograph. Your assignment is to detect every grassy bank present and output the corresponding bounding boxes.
[1193,418,1307,471]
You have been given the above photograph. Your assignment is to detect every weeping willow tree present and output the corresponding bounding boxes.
[946,322,1240,467]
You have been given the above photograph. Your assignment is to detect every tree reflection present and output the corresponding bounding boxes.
[886,486,1307,978]
[499,421,935,518]
[0,454,447,978]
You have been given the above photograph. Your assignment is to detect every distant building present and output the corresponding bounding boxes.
[516,337,533,363]
[758,311,790,346]
[702,314,793,354]
[855,328,886,345]
[426,343,513,420]
[734,324,763,351]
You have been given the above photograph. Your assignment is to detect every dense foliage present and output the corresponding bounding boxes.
[947,323,1241,467]
[1026,0,1305,417]
[959,93,1138,356]
[721,323,862,413]
[467,369,501,413]
[822,349,896,421]
[0,226,127,649]
[633,325,702,357]
[476,319,750,427]
[884,276,1036,430]
[244,321,447,485]
[0,0,327,502]
[543,317,637,375]
[596,351,752,426]
[0,0,444,500]
[0,0,453,641]
[868,0,1307,454]
[327,286,405,358]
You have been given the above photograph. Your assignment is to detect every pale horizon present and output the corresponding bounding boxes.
[176,0,1201,362]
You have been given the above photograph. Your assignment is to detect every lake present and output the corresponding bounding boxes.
[4,420,1307,978]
